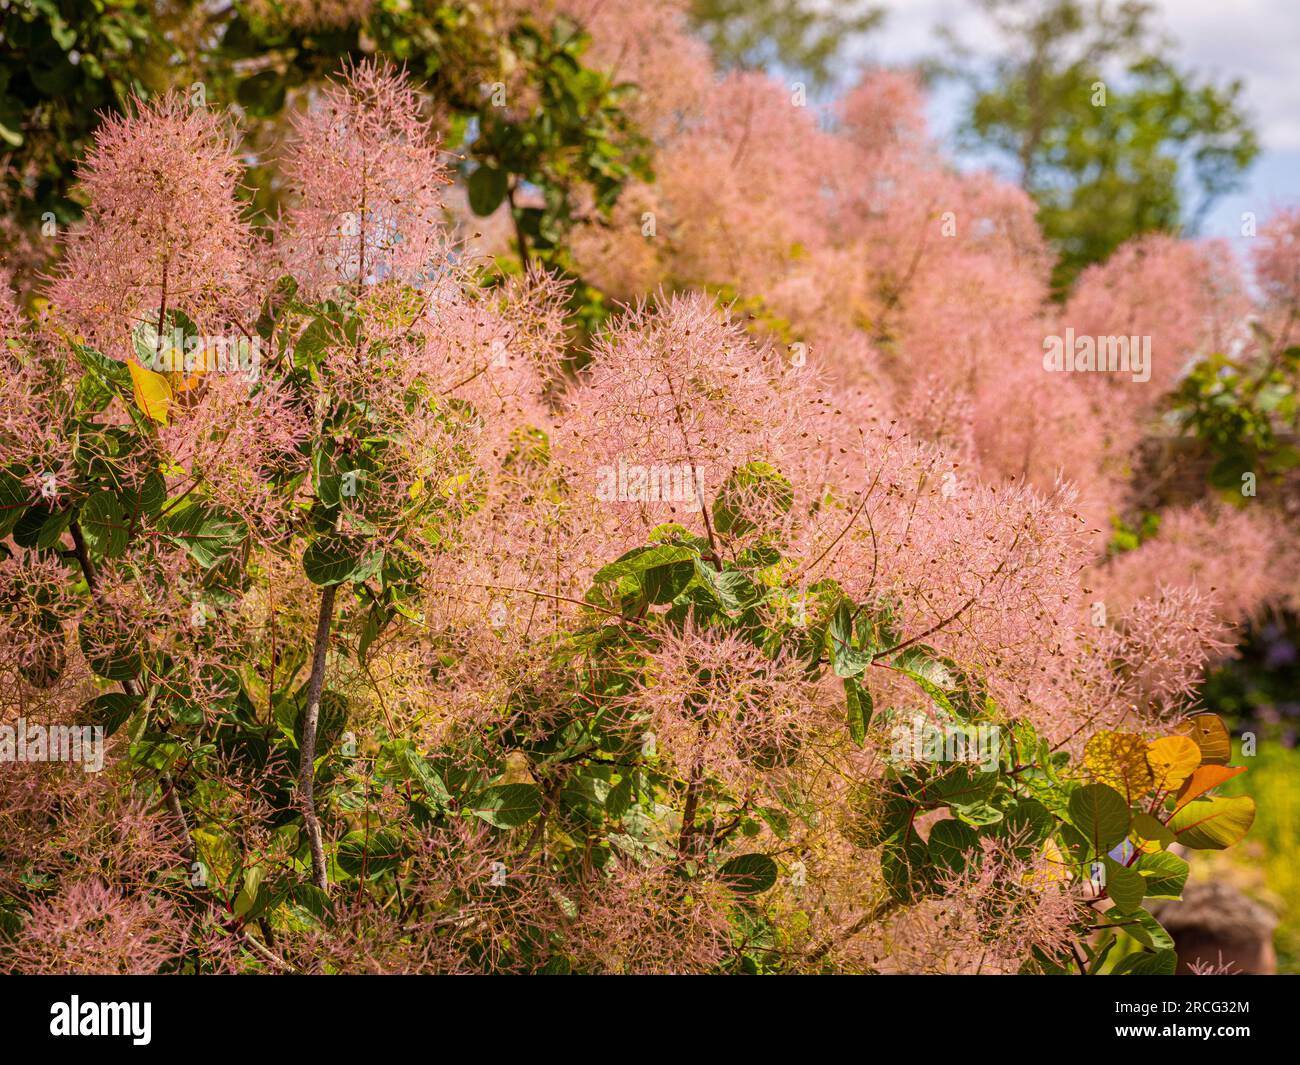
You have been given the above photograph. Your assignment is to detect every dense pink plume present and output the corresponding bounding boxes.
[279,60,452,299]
[47,92,254,361]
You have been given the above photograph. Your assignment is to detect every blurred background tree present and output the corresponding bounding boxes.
[690,0,883,88]
[942,0,1259,293]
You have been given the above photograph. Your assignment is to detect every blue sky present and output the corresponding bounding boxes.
[847,0,1300,250]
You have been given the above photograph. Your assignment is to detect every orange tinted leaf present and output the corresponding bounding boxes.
[1173,764,1246,812]
[170,370,206,393]
[1168,795,1255,850]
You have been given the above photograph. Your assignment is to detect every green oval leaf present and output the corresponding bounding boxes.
[80,491,129,558]
[1134,849,1189,900]
[159,503,247,569]
[82,692,142,737]
[0,469,32,538]
[468,165,509,216]
[303,534,383,586]
[719,853,778,894]
[1068,783,1131,856]
[643,559,694,604]
[471,783,541,828]
[1167,795,1255,850]
[845,676,873,746]
[336,828,405,877]
[927,818,980,877]
[1102,856,1145,913]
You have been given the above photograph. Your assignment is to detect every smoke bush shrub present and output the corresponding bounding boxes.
[0,56,1260,975]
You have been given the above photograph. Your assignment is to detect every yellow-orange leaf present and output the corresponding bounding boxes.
[1084,731,1153,800]
[1173,764,1246,812]
[127,358,172,425]
[1175,713,1231,765]
[169,370,206,393]
[1146,735,1201,793]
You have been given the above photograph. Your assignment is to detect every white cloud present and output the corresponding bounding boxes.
[1162,0,1300,149]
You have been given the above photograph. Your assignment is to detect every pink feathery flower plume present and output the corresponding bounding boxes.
[8,879,187,975]
[1254,207,1300,345]
[627,620,827,793]
[47,92,253,362]
[279,59,452,299]
[567,860,736,975]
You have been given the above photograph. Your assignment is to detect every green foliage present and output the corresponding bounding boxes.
[0,4,1266,972]
[1068,783,1131,853]
[472,783,544,829]
[463,17,652,268]
[719,853,778,894]
[1172,330,1300,498]
[0,282,462,935]
[4,363,1247,975]
[1106,510,1160,557]
[1,1,651,279]
[411,457,1253,972]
